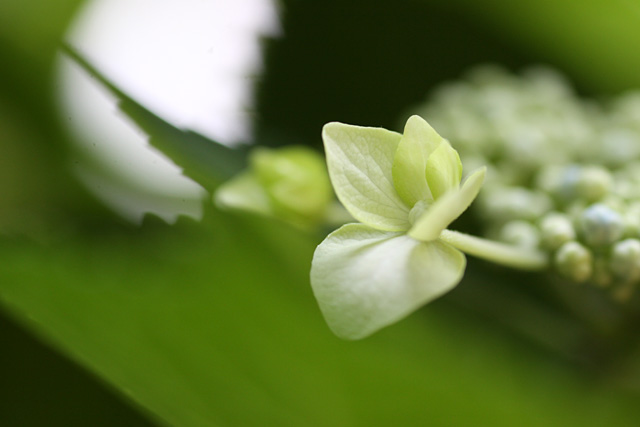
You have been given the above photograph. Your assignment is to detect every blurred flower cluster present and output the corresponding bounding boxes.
[414,66,640,299]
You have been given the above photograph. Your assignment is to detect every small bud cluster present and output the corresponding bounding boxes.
[413,66,640,299]
[535,169,640,299]
[476,164,640,299]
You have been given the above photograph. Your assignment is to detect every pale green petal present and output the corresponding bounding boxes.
[214,171,271,215]
[392,115,444,207]
[409,167,486,242]
[425,141,463,199]
[310,223,466,340]
[323,122,410,231]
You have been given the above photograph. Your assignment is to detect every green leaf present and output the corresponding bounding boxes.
[409,167,486,241]
[214,171,271,216]
[62,44,247,193]
[2,212,640,426]
[322,122,410,231]
[310,223,466,340]
[425,141,463,199]
[392,115,444,207]
[0,213,353,426]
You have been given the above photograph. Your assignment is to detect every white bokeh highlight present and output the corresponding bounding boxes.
[58,0,280,223]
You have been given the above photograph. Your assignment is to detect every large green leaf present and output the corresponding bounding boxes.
[62,45,248,193]
[2,210,640,426]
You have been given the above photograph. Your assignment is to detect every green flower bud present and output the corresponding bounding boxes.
[499,220,540,248]
[216,146,333,228]
[578,204,624,247]
[539,212,575,250]
[541,165,612,204]
[555,241,593,283]
[251,146,333,222]
[610,238,640,282]
[575,166,612,202]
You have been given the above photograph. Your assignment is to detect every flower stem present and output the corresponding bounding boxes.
[439,229,549,271]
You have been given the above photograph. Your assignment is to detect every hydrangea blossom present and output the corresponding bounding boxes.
[310,116,487,339]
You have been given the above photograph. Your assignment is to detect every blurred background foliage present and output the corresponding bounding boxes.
[4,0,640,425]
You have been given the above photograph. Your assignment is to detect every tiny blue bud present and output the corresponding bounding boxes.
[579,204,624,247]
[543,165,612,203]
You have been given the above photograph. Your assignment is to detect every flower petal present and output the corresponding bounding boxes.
[323,122,410,231]
[409,167,486,241]
[392,115,444,207]
[425,141,463,199]
[310,223,466,340]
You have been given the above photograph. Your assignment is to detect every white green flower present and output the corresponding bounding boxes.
[310,116,487,340]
